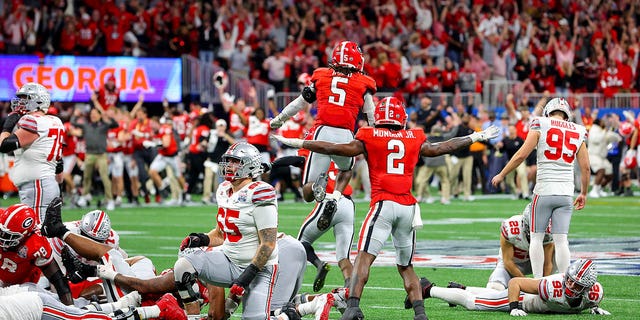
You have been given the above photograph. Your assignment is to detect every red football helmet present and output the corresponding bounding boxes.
[0,204,37,249]
[330,41,365,71]
[374,97,407,128]
[619,122,634,138]
[623,150,638,169]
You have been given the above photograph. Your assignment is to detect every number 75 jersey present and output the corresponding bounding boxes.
[530,117,587,196]
[10,114,65,186]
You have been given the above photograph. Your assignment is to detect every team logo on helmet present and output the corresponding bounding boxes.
[22,217,34,229]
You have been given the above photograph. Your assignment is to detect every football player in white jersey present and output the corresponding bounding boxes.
[177,142,279,320]
[492,98,590,278]
[487,203,555,291]
[413,259,610,316]
[0,82,65,222]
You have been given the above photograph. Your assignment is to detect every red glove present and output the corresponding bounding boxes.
[230,264,260,297]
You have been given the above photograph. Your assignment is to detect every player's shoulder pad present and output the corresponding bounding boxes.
[25,230,53,258]
[311,67,331,81]
[248,181,277,206]
[361,74,377,93]
[17,114,39,133]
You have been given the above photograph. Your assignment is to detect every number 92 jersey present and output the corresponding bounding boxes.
[10,114,65,186]
[215,181,279,268]
[530,117,587,196]
[312,67,376,131]
[528,273,604,313]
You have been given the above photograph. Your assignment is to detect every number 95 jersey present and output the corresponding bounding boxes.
[312,67,376,131]
[215,181,279,268]
[530,117,587,196]
[10,114,65,186]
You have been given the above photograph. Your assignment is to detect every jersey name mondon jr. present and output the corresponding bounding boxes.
[372,128,417,138]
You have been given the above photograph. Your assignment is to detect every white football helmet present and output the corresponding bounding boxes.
[79,210,111,243]
[564,259,597,298]
[11,82,51,114]
[219,142,264,181]
[543,97,572,121]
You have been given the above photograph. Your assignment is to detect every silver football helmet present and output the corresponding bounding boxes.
[11,82,51,114]
[219,142,264,181]
[543,97,572,121]
[564,259,597,298]
[79,210,111,242]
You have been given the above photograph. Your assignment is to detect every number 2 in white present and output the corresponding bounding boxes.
[328,77,348,106]
[387,139,405,174]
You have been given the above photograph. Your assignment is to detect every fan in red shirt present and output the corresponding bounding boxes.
[94,75,120,111]
[270,40,377,232]
[185,113,212,201]
[274,96,500,319]
[0,204,73,305]
[148,117,185,204]
[246,108,271,165]
[76,13,99,55]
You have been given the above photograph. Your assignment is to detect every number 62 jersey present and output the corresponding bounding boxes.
[530,117,587,196]
[10,113,65,186]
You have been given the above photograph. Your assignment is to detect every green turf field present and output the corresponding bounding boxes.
[21,194,639,319]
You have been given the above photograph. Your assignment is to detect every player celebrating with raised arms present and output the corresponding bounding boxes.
[492,98,590,278]
[274,96,500,320]
[270,40,376,236]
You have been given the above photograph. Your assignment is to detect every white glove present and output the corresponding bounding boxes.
[326,191,342,201]
[270,117,284,129]
[142,140,157,148]
[266,89,275,99]
[627,149,637,158]
[510,309,528,317]
[224,297,239,316]
[222,92,235,103]
[590,307,611,315]
[97,264,118,281]
[470,125,502,142]
[272,134,304,148]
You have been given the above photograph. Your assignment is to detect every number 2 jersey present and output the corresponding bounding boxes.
[530,117,587,196]
[524,273,604,313]
[311,67,376,131]
[215,180,278,268]
[10,114,65,186]
[355,127,426,205]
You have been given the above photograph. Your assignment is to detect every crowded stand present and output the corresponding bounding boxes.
[1,0,639,205]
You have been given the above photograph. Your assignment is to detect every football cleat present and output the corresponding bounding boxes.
[293,292,310,305]
[446,281,466,307]
[404,277,433,309]
[41,197,69,238]
[313,261,331,292]
[313,293,335,320]
[340,306,364,320]
[156,293,187,320]
[281,302,301,320]
[331,287,349,314]
[316,199,337,231]
[312,173,329,202]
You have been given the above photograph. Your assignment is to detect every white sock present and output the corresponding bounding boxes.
[529,232,545,278]
[430,287,476,310]
[553,233,570,273]
[137,306,161,319]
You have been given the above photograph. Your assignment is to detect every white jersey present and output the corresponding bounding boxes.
[531,117,587,196]
[523,273,604,313]
[498,215,553,264]
[10,113,65,186]
[216,180,278,268]
[0,286,42,320]
[587,124,621,158]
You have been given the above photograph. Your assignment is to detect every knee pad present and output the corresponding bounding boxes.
[173,258,200,303]
[486,282,506,291]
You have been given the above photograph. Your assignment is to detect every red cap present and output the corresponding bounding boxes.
[107,75,116,82]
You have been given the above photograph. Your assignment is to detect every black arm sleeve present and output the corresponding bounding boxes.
[0,134,20,153]
[2,112,21,133]
[302,86,317,103]
[271,156,305,169]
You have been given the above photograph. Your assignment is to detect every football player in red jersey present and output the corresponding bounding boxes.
[275,97,500,320]
[0,204,73,305]
[147,117,186,204]
[270,41,377,230]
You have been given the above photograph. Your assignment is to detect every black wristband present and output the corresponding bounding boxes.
[2,112,21,133]
[235,263,260,287]
[509,301,520,311]
[190,233,210,247]
[55,160,64,174]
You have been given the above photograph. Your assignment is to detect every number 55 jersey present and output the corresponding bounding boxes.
[530,117,587,196]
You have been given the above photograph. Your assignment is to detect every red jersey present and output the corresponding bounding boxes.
[157,124,179,156]
[355,127,426,205]
[246,116,270,147]
[172,113,190,141]
[278,119,305,139]
[96,87,120,110]
[311,67,376,131]
[62,122,77,157]
[189,125,210,154]
[76,21,98,48]
[0,230,53,286]
[129,118,153,150]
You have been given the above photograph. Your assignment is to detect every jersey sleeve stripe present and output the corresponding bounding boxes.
[18,117,38,132]
[539,279,549,301]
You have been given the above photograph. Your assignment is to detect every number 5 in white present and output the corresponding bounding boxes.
[387,140,405,174]
[328,77,348,106]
